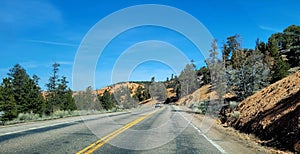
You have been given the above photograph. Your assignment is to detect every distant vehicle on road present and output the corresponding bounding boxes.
[154,103,162,108]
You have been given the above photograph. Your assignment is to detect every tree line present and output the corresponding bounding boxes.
[204,25,299,102]
[0,63,76,122]
[165,24,300,103]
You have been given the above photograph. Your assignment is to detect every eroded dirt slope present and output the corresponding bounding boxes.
[231,71,300,152]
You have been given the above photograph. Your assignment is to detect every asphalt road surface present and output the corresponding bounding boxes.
[0,105,267,154]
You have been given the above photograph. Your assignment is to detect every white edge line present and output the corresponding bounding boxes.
[175,106,226,154]
[0,120,79,137]
[0,111,132,137]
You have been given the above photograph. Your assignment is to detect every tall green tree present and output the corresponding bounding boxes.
[45,63,75,113]
[0,78,17,122]
[99,90,116,110]
[7,64,44,114]
[45,63,60,114]
[25,75,45,115]
[267,36,290,83]
[222,35,241,67]
[283,25,300,67]
[57,76,76,111]
[7,64,30,113]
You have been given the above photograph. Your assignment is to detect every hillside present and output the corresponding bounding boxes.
[176,85,235,105]
[96,82,144,96]
[229,71,300,152]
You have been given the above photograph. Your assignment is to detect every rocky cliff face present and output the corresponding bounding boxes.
[231,71,300,152]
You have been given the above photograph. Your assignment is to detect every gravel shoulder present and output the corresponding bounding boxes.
[178,105,292,154]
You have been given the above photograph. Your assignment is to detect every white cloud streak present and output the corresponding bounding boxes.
[26,39,78,47]
[259,25,281,32]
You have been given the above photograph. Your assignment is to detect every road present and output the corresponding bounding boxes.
[0,105,267,154]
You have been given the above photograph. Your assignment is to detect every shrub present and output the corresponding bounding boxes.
[17,113,40,121]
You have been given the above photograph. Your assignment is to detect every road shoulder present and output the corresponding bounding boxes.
[177,105,285,154]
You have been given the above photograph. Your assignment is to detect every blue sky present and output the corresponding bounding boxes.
[1,0,299,90]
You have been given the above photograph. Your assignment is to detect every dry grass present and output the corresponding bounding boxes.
[194,114,293,154]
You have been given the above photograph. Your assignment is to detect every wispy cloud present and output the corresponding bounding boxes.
[26,39,78,47]
[57,61,74,65]
[20,61,39,69]
[259,25,281,32]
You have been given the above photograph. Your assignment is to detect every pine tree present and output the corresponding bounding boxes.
[45,63,75,113]
[197,66,210,86]
[99,90,116,110]
[227,51,270,101]
[178,64,199,97]
[149,82,167,101]
[113,85,137,109]
[26,75,45,115]
[283,25,300,67]
[7,64,44,114]
[74,86,100,110]
[0,78,17,122]
[7,64,31,113]
[267,36,290,83]
[45,63,61,114]
[223,35,241,67]
[64,89,77,111]
[206,39,226,101]
[133,85,146,102]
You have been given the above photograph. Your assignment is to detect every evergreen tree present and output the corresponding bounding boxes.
[283,25,300,67]
[222,35,241,67]
[267,36,290,83]
[149,82,167,101]
[227,51,270,101]
[45,63,60,114]
[206,39,226,101]
[26,75,45,115]
[7,64,44,114]
[57,76,76,111]
[45,63,75,113]
[197,66,210,86]
[113,85,137,109]
[99,90,116,110]
[133,85,147,102]
[74,86,100,110]
[63,89,77,111]
[7,64,31,113]
[0,78,17,122]
[178,63,199,97]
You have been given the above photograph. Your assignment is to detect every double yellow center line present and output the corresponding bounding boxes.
[76,109,158,154]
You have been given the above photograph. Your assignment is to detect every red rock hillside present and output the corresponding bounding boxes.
[231,71,300,152]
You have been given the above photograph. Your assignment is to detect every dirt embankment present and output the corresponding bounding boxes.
[176,85,235,105]
[230,71,300,152]
[95,82,143,96]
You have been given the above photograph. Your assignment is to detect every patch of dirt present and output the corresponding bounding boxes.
[95,82,144,96]
[139,99,158,106]
[166,88,176,98]
[176,85,234,105]
[230,71,300,152]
